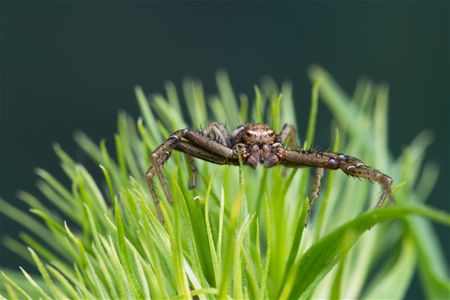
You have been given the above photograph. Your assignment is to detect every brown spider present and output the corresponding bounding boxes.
[146,122,393,222]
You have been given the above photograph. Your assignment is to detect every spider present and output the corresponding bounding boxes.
[146,122,393,222]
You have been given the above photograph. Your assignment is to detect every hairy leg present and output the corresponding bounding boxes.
[184,154,198,189]
[281,150,393,207]
[339,160,393,206]
[319,152,393,206]
[146,129,237,222]
[278,123,298,175]
[182,129,235,159]
[308,167,324,218]
[175,141,233,165]
[278,123,298,149]
[146,132,182,222]
[180,140,241,189]
[183,122,231,189]
[202,121,230,146]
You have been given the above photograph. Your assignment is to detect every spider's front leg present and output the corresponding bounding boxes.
[147,126,236,222]
[146,130,184,222]
[282,150,393,217]
[331,153,393,207]
[182,122,231,189]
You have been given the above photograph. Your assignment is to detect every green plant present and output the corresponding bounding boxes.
[1,67,449,299]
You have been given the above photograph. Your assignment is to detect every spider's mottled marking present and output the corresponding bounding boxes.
[146,122,393,223]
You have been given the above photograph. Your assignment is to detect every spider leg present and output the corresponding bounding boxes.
[318,152,393,206]
[338,159,393,207]
[180,139,240,189]
[278,124,298,176]
[176,140,239,191]
[175,140,236,165]
[146,131,183,222]
[308,167,324,220]
[278,123,298,149]
[184,154,198,189]
[202,121,230,146]
[281,149,393,209]
[179,121,231,189]
[181,129,236,159]
[147,129,238,222]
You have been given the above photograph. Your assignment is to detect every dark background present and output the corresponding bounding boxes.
[1,1,449,297]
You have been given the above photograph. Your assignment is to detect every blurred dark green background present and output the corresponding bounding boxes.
[1,2,448,297]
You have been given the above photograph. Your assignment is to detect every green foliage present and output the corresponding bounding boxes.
[1,67,449,299]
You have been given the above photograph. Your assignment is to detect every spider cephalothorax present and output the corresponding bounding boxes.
[146,122,393,222]
[230,123,280,169]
